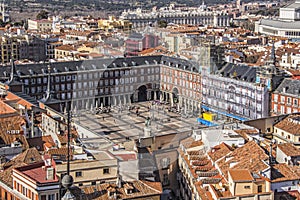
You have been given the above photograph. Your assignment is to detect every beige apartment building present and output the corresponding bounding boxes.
[98,16,132,32]
[228,169,270,196]
[28,19,53,32]
[273,114,300,147]
[56,151,118,186]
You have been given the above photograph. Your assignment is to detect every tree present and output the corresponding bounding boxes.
[158,20,167,28]
[36,10,49,20]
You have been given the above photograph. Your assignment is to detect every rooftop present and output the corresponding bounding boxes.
[272,163,300,182]
[228,169,254,182]
[71,180,162,199]
[216,141,269,179]
[274,114,300,136]
[277,143,300,157]
[14,162,59,184]
[0,100,17,115]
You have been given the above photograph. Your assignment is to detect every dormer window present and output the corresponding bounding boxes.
[124,183,134,195]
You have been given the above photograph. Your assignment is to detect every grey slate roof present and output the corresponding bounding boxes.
[274,78,300,96]
[0,56,198,80]
[217,63,257,83]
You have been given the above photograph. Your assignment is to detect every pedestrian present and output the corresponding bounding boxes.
[102,116,104,121]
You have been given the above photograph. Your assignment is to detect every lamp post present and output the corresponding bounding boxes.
[61,102,75,200]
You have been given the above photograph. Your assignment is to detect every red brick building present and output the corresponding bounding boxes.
[271,79,300,115]
[160,58,201,114]
[125,33,159,57]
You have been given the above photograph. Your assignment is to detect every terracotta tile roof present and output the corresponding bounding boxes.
[216,141,269,179]
[0,116,28,149]
[66,30,93,37]
[207,142,233,162]
[74,180,162,199]
[27,135,55,151]
[55,44,76,51]
[0,148,42,187]
[47,147,72,157]
[181,137,204,149]
[0,162,27,187]
[277,143,300,157]
[228,169,254,182]
[5,91,35,109]
[234,129,259,140]
[57,134,68,144]
[272,163,300,182]
[274,114,300,136]
[0,100,17,115]
[195,182,214,200]
[10,148,42,166]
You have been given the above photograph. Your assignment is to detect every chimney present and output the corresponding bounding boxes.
[46,167,54,180]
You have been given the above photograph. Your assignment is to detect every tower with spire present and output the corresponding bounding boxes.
[198,0,207,11]
[256,40,285,92]
[5,59,23,93]
[38,65,61,111]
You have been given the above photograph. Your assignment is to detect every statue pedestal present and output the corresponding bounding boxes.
[144,127,152,137]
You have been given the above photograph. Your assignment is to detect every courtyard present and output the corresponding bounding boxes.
[72,101,202,144]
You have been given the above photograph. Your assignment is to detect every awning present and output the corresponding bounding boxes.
[201,105,248,121]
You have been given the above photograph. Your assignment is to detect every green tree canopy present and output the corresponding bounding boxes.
[158,20,167,28]
[36,10,49,20]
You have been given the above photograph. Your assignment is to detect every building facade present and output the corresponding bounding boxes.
[28,19,53,32]
[0,56,201,115]
[273,114,300,146]
[255,0,300,38]
[125,33,159,57]
[202,63,270,120]
[271,79,300,116]
[120,6,232,28]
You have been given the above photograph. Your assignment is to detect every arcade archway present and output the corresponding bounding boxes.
[138,85,147,102]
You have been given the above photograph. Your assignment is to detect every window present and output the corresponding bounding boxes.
[83,73,87,80]
[103,168,110,174]
[161,157,170,169]
[163,174,169,186]
[258,185,262,193]
[48,194,55,200]
[244,186,250,189]
[41,195,47,200]
[75,171,82,177]
[287,97,291,105]
[281,96,285,103]
[91,181,96,185]
[274,94,278,102]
